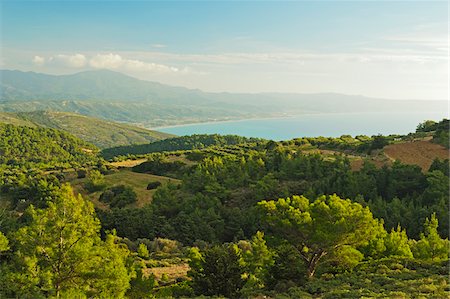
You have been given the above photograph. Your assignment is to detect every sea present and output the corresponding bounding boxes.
[156,112,448,141]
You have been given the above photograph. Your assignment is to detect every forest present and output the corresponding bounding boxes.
[0,119,448,298]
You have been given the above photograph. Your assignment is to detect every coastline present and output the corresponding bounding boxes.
[147,114,294,130]
[147,111,442,131]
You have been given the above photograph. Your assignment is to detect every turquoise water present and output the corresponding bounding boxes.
[156,112,448,140]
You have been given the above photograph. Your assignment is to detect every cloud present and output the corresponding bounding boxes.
[52,54,87,68]
[32,55,45,66]
[89,53,180,73]
[31,52,181,73]
[151,44,167,48]
[89,53,123,69]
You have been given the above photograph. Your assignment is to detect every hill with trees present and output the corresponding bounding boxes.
[0,119,448,298]
[0,111,173,148]
[101,134,263,159]
[0,123,99,170]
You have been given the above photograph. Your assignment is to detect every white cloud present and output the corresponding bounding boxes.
[89,53,123,69]
[51,53,87,68]
[151,44,167,48]
[32,55,45,66]
[30,52,181,73]
[89,53,179,73]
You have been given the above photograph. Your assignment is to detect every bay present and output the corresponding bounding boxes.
[156,112,448,141]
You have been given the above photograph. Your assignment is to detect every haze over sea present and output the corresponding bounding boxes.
[157,112,448,141]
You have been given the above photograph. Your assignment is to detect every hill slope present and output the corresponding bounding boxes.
[0,123,99,169]
[0,111,173,149]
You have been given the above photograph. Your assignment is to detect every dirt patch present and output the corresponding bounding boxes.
[384,141,449,171]
[109,159,147,168]
[145,264,189,280]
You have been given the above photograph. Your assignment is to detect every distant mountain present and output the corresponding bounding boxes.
[1,69,446,127]
[0,111,173,149]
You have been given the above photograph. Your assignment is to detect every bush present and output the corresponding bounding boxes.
[99,185,137,208]
[147,181,162,190]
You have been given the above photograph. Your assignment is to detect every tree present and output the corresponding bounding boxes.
[85,169,105,192]
[188,245,244,298]
[411,213,449,261]
[0,232,9,252]
[235,231,274,295]
[259,194,381,278]
[137,243,150,258]
[416,120,437,132]
[5,184,132,298]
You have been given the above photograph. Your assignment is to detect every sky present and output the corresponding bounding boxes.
[0,0,448,100]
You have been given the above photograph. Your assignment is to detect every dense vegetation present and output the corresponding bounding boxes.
[0,120,448,298]
[102,134,263,159]
[0,111,173,148]
[0,123,99,170]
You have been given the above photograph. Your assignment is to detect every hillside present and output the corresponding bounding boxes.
[0,122,99,170]
[1,70,446,127]
[101,134,263,159]
[384,140,449,171]
[0,111,173,148]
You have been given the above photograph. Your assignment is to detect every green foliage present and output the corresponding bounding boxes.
[138,243,150,258]
[235,231,274,295]
[85,169,106,192]
[99,185,138,208]
[10,111,172,149]
[412,214,449,261]
[259,195,381,278]
[1,184,132,298]
[416,120,438,132]
[432,119,449,148]
[369,134,389,152]
[0,232,9,252]
[147,181,162,190]
[0,123,99,170]
[102,134,263,159]
[383,226,413,258]
[127,266,156,299]
[188,244,245,298]
[133,156,187,178]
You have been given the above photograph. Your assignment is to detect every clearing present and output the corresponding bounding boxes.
[71,168,180,208]
[384,140,448,171]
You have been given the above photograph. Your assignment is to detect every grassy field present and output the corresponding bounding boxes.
[71,168,180,208]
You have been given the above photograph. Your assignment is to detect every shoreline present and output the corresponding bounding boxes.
[148,114,293,130]
[147,111,444,131]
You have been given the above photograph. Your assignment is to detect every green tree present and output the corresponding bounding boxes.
[384,226,413,258]
[0,232,9,252]
[5,184,132,298]
[188,244,244,298]
[259,194,380,278]
[412,213,449,261]
[416,120,437,132]
[235,231,274,295]
[137,243,150,259]
[85,169,105,192]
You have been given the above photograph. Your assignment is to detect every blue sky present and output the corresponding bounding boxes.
[1,1,448,100]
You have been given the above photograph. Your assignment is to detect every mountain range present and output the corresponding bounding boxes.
[1,69,446,127]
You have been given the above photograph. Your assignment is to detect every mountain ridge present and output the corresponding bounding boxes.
[1,69,446,127]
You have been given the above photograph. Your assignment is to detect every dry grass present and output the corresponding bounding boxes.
[109,158,148,168]
[145,264,189,280]
[384,140,449,171]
